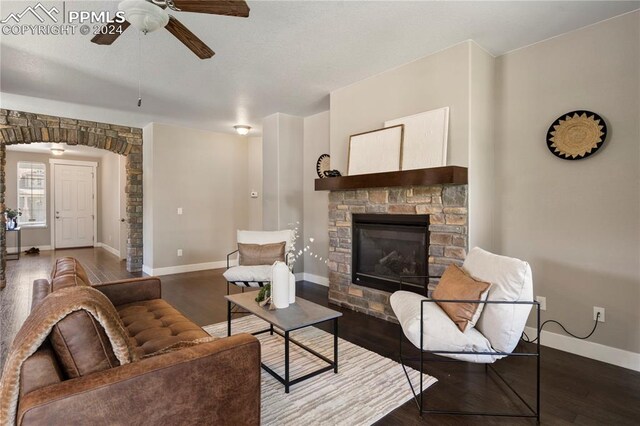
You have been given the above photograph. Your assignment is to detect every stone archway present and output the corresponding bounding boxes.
[0,109,143,288]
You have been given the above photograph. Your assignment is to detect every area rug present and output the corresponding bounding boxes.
[204,315,437,425]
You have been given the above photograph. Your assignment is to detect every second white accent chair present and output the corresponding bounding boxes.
[223,229,295,291]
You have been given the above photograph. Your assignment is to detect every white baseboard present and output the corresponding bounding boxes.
[7,245,52,252]
[296,272,329,287]
[143,259,238,276]
[142,262,328,284]
[95,242,120,258]
[524,326,640,372]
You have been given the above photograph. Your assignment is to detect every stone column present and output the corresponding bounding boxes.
[126,143,143,271]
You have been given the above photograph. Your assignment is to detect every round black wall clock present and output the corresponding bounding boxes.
[546,110,607,160]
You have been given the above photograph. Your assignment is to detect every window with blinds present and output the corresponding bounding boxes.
[17,162,47,227]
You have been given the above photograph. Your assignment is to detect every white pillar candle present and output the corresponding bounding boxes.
[271,261,290,309]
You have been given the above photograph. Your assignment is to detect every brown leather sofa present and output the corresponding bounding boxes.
[14,258,261,425]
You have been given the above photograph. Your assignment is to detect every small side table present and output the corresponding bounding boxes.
[6,227,21,260]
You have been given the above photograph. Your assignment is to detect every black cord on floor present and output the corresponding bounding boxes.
[521,312,601,343]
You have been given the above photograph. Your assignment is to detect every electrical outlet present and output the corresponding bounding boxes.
[535,296,546,311]
[594,306,605,322]
[177,207,183,215]
[177,249,183,257]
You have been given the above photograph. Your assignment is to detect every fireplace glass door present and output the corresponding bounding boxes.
[352,214,429,294]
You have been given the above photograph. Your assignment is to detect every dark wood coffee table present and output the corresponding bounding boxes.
[225,292,342,393]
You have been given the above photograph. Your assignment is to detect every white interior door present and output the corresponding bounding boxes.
[54,164,95,248]
[119,156,127,260]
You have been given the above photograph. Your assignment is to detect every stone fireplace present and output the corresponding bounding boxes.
[327,184,468,322]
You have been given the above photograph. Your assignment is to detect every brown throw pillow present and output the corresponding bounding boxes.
[433,264,491,332]
[49,310,120,379]
[238,242,286,266]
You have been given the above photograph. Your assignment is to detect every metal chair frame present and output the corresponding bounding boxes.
[397,277,541,423]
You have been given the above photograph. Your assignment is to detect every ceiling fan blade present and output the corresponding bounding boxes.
[165,15,215,59]
[170,0,249,17]
[91,20,131,45]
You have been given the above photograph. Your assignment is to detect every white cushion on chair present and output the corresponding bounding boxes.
[223,265,272,286]
[390,290,501,363]
[463,247,533,354]
[237,230,295,253]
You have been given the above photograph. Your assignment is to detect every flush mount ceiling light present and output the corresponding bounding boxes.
[119,0,169,34]
[51,148,65,156]
[234,125,251,136]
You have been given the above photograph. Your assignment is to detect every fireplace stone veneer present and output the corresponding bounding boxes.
[327,185,468,322]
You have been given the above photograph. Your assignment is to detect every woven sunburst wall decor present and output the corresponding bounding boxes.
[546,110,607,160]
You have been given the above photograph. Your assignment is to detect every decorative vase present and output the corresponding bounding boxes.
[7,219,15,230]
[288,271,296,304]
[271,261,290,309]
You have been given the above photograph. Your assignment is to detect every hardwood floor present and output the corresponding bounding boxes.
[2,248,639,425]
[0,247,140,366]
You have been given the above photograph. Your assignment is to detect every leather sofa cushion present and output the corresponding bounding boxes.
[49,310,121,379]
[20,342,63,397]
[31,279,52,311]
[51,274,88,292]
[117,299,209,357]
[50,257,90,285]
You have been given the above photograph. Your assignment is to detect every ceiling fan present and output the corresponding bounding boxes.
[91,0,250,59]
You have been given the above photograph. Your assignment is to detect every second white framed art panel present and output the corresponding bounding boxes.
[385,107,449,170]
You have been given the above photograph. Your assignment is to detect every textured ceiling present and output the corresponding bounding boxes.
[1,1,638,134]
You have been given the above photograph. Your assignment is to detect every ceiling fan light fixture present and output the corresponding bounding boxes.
[51,148,65,156]
[119,0,169,34]
[234,125,251,136]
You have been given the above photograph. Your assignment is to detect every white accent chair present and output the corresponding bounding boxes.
[223,229,295,292]
[390,247,540,422]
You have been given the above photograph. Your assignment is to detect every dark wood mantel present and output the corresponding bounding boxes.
[314,166,467,191]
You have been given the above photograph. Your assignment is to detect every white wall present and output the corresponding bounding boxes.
[327,41,495,250]
[495,11,640,355]
[98,152,124,256]
[312,16,640,366]
[142,123,251,273]
[247,136,263,230]
[329,41,472,173]
[262,114,279,231]
[0,93,153,129]
[118,154,127,257]
[468,43,497,251]
[261,113,304,238]
[142,123,155,269]
[302,111,330,284]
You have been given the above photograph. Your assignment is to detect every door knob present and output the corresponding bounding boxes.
[120,218,125,223]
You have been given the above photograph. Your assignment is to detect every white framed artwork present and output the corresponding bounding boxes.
[347,125,404,176]
[384,107,449,170]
